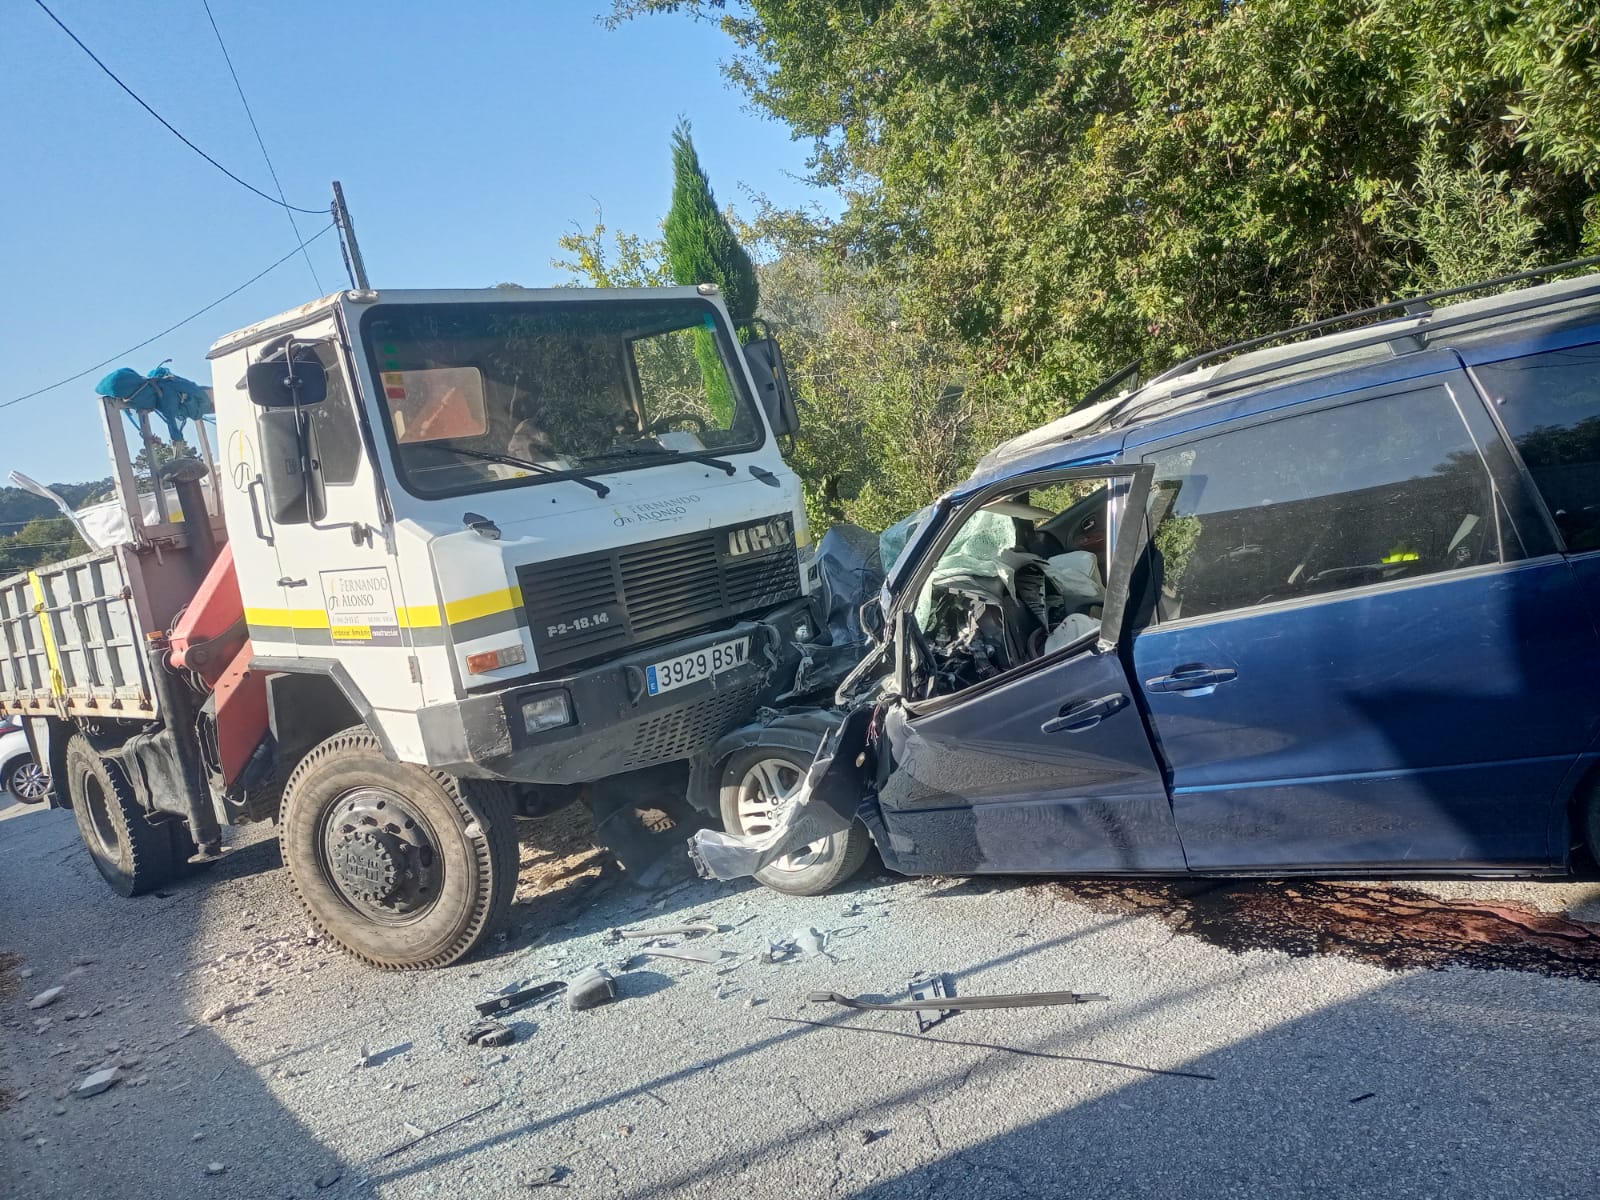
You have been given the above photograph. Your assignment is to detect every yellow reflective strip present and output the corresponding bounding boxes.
[398,604,442,628]
[244,606,331,630]
[442,588,521,625]
[28,571,66,699]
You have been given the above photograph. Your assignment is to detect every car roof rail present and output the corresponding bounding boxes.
[1143,253,1600,392]
[1086,253,1600,435]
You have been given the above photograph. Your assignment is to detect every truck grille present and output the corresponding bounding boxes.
[518,516,800,672]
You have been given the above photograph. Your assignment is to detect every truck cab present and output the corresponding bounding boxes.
[210,284,814,793]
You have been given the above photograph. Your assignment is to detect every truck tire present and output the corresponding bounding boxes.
[65,735,175,897]
[279,727,520,970]
[718,745,871,897]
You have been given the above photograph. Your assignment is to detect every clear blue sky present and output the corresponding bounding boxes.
[0,1,826,484]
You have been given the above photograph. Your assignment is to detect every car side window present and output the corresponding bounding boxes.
[1144,385,1511,623]
[1472,341,1600,553]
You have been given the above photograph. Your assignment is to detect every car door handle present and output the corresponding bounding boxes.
[1041,693,1129,734]
[1145,665,1238,695]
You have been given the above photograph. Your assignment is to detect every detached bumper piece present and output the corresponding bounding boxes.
[688,706,873,880]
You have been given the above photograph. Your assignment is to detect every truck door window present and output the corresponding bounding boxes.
[305,344,362,487]
[907,481,1110,696]
[1472,341,1600,553]
[1144,385,1513,623]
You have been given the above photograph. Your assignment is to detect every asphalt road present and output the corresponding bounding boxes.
[5,790,1600,1199]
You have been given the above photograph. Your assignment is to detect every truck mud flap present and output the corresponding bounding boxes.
[688,706,872,881]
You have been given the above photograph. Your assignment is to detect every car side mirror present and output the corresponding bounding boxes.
[247,357,327,409]
[743,337,800,437]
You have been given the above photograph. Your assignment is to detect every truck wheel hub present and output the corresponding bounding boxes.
[320,787,443,921]
[335,830,401,903]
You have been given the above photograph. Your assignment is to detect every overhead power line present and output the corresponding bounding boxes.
[199,0,324,292]
[3,223,336,409]
[30,0,325,215]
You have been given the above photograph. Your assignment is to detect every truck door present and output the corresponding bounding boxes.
[874,464,1186,875]
[247,320,422,710]
[1130,367,1598,871]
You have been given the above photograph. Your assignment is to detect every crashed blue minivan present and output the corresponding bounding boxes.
[694,263,1600,894]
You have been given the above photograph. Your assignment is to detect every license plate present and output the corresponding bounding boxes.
[646,638,748,696]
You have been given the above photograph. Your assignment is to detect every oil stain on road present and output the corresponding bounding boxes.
[1060,879,1600,981]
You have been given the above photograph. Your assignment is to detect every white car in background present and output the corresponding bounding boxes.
[0,717,50,803]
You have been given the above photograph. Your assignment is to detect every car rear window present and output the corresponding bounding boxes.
[1472,342,1600,553]
[1144,385,1512,622]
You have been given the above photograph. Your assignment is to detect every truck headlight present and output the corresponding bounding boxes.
[520,692,572,734]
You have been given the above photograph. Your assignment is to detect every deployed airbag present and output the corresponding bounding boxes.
[688,707,873,880]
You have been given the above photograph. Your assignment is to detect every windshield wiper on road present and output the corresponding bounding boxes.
[437,446,611,498]
[582,443,737,476]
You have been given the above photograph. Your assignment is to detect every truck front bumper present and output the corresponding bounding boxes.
[416,600,813,784]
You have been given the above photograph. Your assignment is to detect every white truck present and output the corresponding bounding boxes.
[0,284,818,968]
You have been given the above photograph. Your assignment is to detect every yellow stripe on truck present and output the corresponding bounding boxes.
[244,586,522,633]
[441,588,521,625]
[28,571,66,699]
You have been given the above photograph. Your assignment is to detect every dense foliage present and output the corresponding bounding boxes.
[593,0,1600,530]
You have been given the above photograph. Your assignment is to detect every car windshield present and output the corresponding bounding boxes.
[361,298,763,498]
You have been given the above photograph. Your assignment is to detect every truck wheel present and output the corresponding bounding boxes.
[718,745,871,897]
[65,735,175,897]
[279,727,520,970]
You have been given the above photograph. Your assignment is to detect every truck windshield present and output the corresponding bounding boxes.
[360,298,764,498]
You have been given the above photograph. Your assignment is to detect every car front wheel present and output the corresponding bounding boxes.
[717,745,871,896]
[4,756,50,804]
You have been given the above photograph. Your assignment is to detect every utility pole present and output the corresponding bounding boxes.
[331,181,370,290]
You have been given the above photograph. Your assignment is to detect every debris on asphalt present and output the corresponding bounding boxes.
[859,1128,889,1145]
[639,946,733,965]
[1350,1092,1376,1103]
[524,1164,569,1188]
[72,1067,122,1098]
[613,922,721,941]
[807,987,1109,1013]
[356,1042,411,1068]
[463,1019,517,1048]
[908,974,954,1033]
[767,1015,1217,1080]
[201,1002,248,1023]
[314,1170,342,1189]
[18,966,35,979]
[566,966,616,1011]
[794,928,830,957]
[204,1162,226,1176]
[27,987,64,1010]
[475,980,567,1016]
[375,1099,504,1160]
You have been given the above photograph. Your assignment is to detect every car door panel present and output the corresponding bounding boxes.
[1131,368,1600,871]
[872,462,1183,876]
[1136,559,1594,869]
[877,644,1185,874]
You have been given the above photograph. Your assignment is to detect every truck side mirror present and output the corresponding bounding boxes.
[246,357,328,409]
[743,337,800,437]
[258,410,326,524]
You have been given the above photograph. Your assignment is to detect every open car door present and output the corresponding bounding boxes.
[871,463,1189,875]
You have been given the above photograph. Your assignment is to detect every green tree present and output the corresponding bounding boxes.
[616,0,1600,424]
[663,121,760,423]
[663,121,758,321]
[0,517,86,577]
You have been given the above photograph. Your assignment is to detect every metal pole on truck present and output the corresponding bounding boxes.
[331,180,370,291]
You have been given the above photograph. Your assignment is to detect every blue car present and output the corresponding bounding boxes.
[696,263,1600,895]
